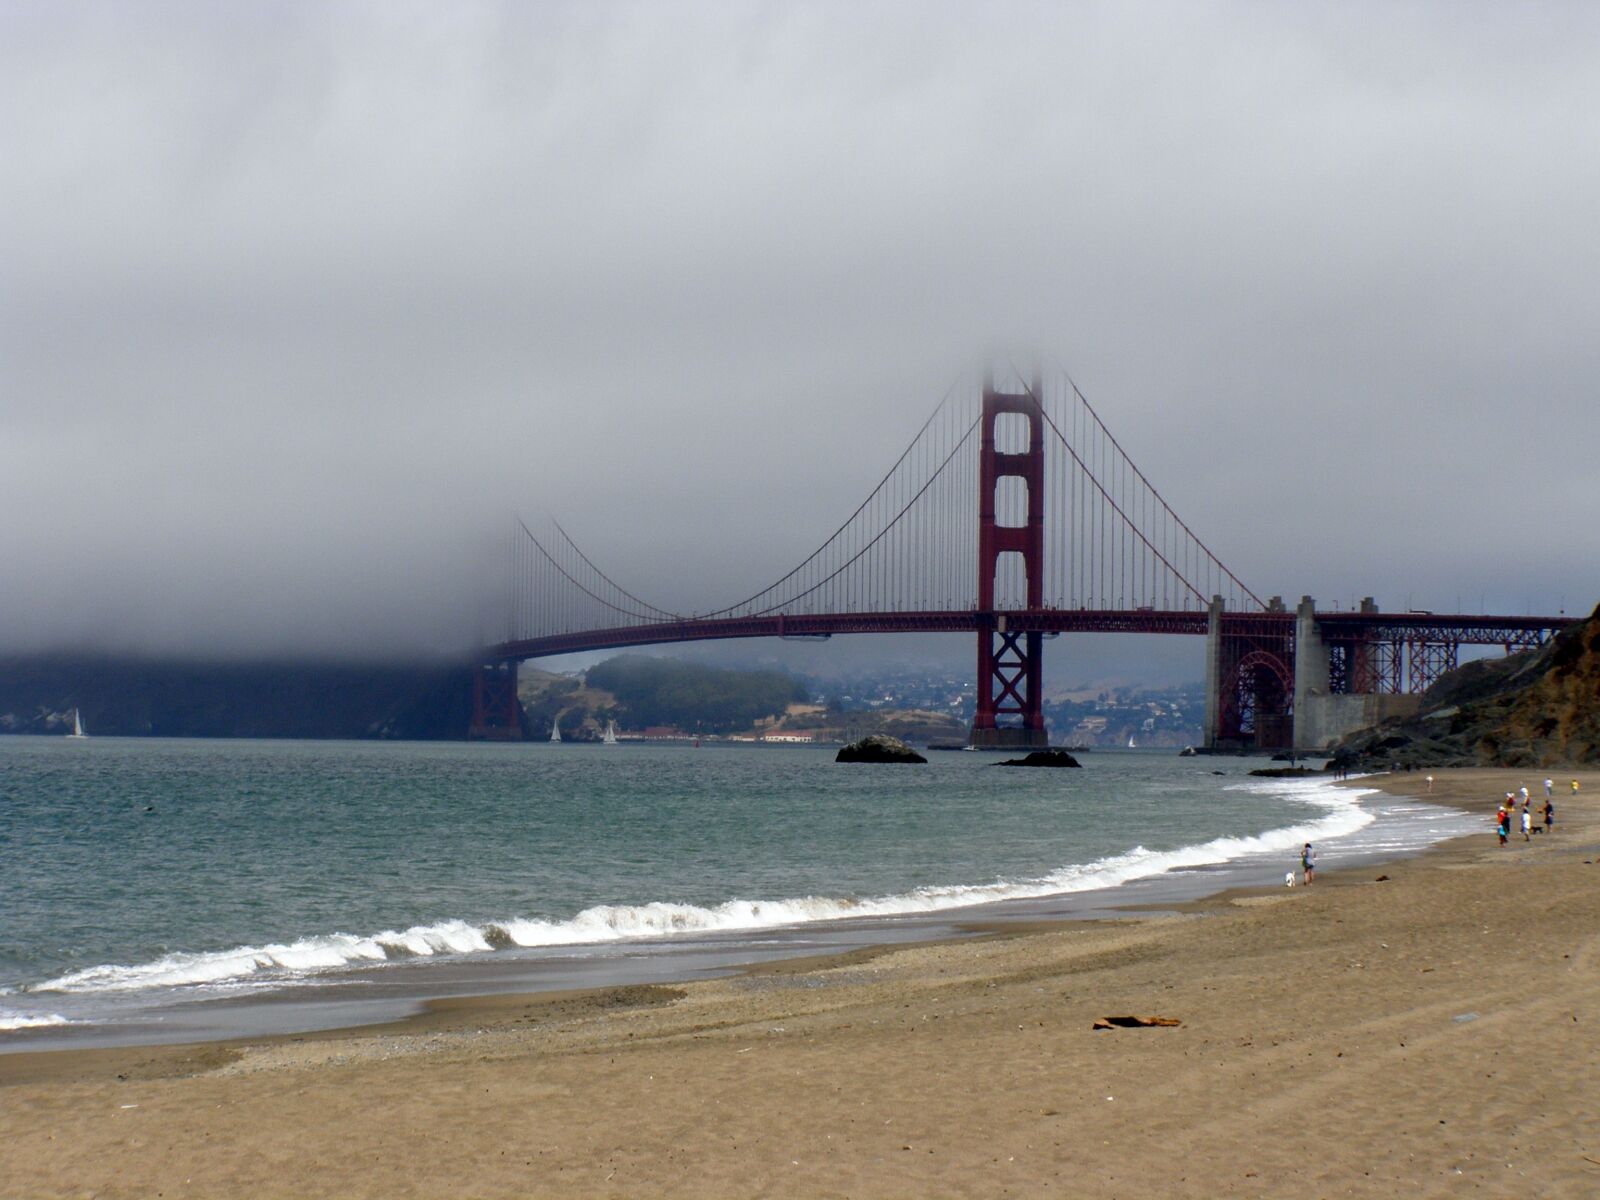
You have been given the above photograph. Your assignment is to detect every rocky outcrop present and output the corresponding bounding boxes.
[995,749,1082,768]
[835,734,927,764]
[1332,601,1600,769]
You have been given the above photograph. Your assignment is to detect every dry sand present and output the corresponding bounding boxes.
[4,769,1598,1198]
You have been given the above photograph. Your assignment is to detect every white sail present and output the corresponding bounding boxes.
[69,708,87,738]
[603,720,619,746]
[550,718,562,744]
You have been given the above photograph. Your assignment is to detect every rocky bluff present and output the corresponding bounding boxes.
[1334,600,1600,769]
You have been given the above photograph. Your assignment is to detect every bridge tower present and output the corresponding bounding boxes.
[468,661,523,741]
[970,372,1049,749]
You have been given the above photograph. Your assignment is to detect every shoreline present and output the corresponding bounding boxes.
[1,771,1463,1054]
[0,772,1481,1078]
[5,768,1596,1197]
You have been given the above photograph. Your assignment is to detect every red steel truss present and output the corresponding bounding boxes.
[1318,613,1558,695]
[468,661,522,741]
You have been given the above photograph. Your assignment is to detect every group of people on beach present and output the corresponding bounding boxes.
[1297,774,1579,884]
[1495,778,1575,845]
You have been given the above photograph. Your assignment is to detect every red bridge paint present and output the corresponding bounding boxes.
[472,366,1574,745]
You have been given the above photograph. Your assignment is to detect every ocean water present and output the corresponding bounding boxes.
[0,737,1475,1045]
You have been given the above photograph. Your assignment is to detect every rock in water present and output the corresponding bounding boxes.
[835,734,927,764]
[996,749,1082,768]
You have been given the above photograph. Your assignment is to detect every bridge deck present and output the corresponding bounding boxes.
[488,609,1572,662]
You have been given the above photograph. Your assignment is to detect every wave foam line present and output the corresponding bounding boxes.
[33,782,1377,997]
[0,1010,72,1031]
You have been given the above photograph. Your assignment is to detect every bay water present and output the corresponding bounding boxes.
[0,737,1475,1047]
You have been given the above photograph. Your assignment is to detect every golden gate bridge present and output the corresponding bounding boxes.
[471,364,1569,750]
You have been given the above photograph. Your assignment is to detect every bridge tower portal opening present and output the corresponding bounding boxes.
[970,374,1049,750]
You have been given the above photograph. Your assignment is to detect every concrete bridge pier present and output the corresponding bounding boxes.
[1291,597,1420,752]
[1202,595,1224,748]
[1291,595,1328,749]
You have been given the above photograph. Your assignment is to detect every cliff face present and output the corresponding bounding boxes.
[1335,602,1600,769]
[1477,606,1600,764]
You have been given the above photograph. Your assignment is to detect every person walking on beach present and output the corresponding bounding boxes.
[1573,780,1581,796]
[1520,785,1530,805]
[1544,798,1555,835]
[1301,842,1316,886]
[1521,804,1532,842]
[1426,774,1435,792]
[1497,806,1509,846]
[1545,778,1554,798]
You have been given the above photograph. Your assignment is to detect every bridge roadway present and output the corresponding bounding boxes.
[488,609,1572,664]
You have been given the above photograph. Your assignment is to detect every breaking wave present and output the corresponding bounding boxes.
[0,1010,72,1030]
[30,780,1376,997]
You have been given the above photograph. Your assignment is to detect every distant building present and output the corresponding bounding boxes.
[761,732,815,743]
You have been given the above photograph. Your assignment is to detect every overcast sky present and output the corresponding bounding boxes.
[4,1,1597,678]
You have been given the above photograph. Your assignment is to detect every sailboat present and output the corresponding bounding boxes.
[550,717,562,744]
[603,720,619,746]
[68,708,88,739]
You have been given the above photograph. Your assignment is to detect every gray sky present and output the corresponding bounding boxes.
[4,1,1597,677]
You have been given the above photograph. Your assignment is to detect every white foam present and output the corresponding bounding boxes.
[35,920,498,994]
[0,1010,71,1031]
[30,780,1389,996]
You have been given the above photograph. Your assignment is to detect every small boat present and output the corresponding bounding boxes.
[550,718,562,744]
[603,720,619,746]
[67,708,88,739]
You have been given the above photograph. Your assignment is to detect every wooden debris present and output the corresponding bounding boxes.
[1092,1015,1182,1030]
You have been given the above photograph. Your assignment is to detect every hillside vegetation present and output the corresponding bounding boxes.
[584,655,809,734]
[519,656,812,738]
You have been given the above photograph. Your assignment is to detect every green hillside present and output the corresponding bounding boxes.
[582,655,809,734]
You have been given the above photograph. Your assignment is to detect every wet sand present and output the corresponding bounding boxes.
[4,769,1598,1197]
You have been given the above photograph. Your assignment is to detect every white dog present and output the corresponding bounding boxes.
[1285,872,1296,888]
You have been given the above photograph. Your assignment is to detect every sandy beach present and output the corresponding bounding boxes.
[3,768,1597,1198]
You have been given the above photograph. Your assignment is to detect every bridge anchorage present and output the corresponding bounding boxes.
[474,363,1573,751]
